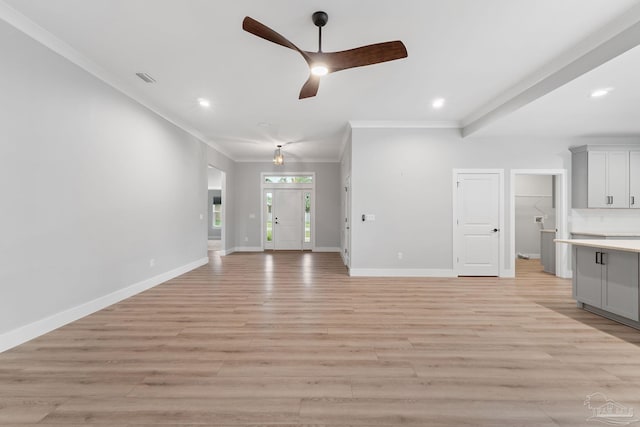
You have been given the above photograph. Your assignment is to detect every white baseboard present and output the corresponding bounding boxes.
[233,246,264,252]
[349,268,456,278]
[313,247,341,252]
[0,257,209,353]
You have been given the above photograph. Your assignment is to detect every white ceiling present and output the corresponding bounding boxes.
[2,0,640,160]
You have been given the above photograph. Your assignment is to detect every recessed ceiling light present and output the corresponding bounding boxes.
[432,98,445,109]
[198,98,211,108]
[590,88,613,98]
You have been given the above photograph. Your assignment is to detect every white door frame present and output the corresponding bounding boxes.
[342,175,351,267]
[207,165,227,256]
[509,169,569,279]
[452,169,505,277]
[260,172,316,251]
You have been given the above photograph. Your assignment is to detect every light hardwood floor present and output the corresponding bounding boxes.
[2,253,640,426]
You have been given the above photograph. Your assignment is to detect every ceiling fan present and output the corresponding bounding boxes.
[242,11,408,99]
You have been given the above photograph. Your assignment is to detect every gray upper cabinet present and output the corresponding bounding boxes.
[631,151,640,209]
[571,145,639,208]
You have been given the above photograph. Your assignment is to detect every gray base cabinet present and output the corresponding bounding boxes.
[603,250,639,320]
[573,246,639,321]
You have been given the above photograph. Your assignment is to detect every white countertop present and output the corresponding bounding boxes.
[540,229,556,234]
[571,231,640,237]
[555,239,640,253]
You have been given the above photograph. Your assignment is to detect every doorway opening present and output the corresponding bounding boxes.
[261,173,315,251]
[510,169,569,279]
[207,165,226,255]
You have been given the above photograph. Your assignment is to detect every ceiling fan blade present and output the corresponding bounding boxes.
[323,41,408,72]
[299,75,321,99]
[242,16,301,52]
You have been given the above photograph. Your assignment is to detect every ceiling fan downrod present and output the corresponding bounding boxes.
[312,11,328,53]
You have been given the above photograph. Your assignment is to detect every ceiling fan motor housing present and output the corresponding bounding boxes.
[312,11,328,27]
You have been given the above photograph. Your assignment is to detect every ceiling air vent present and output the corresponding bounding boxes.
[135,72,156,83]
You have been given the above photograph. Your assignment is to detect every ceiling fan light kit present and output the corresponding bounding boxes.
[273,145,284,165]
[242,11,407,99]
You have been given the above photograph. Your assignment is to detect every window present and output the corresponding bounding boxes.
[266,192,273,242]
[212,198,222,228]
[264,175,313,184]
[304,192,311,243]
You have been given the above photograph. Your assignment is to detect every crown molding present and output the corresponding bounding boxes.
[0,1,236,162]
[235,158,340,164]
[349,120,460,129]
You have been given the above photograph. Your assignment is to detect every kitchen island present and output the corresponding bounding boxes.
[556,239,640,329]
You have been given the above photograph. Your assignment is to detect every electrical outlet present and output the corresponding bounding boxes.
[149,258,155,268]
[245,236,249,242]
[199,213,204,220]
[397,252,403,260]
[534,216,544,223]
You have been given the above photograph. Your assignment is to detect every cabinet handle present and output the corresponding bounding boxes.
[610,196,614,205]
[600,252,606,265]
[632,196,636,206]
[595,252,599,264]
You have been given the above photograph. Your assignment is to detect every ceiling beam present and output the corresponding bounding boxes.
[462,5,640,137]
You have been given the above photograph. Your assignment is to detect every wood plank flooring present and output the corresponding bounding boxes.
[2,253,640,426]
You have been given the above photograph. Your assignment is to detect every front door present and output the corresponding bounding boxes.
[456,173,500,276]
[270,190,303,250]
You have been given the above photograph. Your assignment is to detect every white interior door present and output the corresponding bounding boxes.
[456,173,500,276]
[274,190,303,250]
[343,176,351,266]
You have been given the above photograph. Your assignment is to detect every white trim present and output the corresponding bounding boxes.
[452,169,506,277]
[0,257,209,353]
[509,169,570,279]
[313,247,341,253]
[233,247,264,252]
[349,120,460,129]
[349,268,456,278]
[236,158,340,163]
[261,172,316,251]
[0,1,236,161]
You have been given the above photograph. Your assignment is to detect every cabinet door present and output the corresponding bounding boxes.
[608,151,629,208]
[587,151,608,208]
[574,246,603,307]
[630,152,640,209]
[603,250,639,321]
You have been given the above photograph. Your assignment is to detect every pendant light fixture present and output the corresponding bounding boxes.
[273,145,284,165]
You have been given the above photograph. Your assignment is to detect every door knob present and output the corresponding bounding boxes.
[491,228,499,232]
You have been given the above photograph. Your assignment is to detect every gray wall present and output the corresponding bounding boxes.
[232,162,341,249]
[208,189,222,239]
[0,19,209,335]
[515,175,555,257]
[350,127,576,272]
